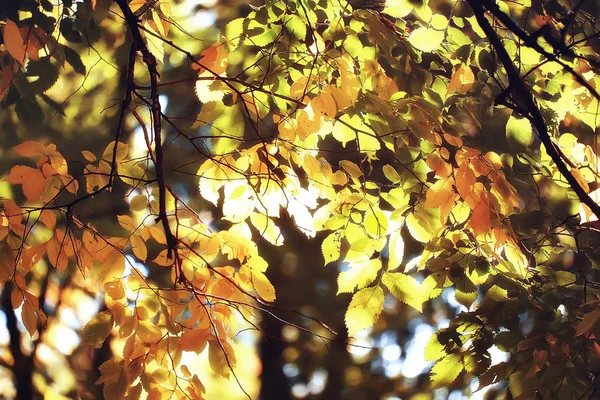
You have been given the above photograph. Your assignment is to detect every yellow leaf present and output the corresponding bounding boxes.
[406,208,442,243]
[195,75,227,103]
[128,0,146,13]
[195,43,229,75]
[382,165,401,184]
[339,160,363,179]
[382,272,423,312]
[430,353,463,388]
[250,212,283,246]
[21,168,45,202]
[81,150,96,162]
[117,214,137,232]
[332,118,356,146]
[82,311,114,348]
[104,280,126,301]
[130,234,147,262]
[506,114,533,148]
[345,286,384,336]
[137,320,163,343]
[102,141,129,161]
[144,22,165,63]
[387,231,404,271]
[251,270,276,302]
[96,359,122,384]
[384,0,413,18]
[322,232,341,265]
[338,258,381,294]
[208,339,236,378]
[470,200,491,236]
[408,27,444,52]
[129,194,148,212]
[424,332,445,361]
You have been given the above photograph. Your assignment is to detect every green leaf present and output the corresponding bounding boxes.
[430,353,463,388]
[345,286,385,336]
[82,311,114,348]
[383,0,413,18]
[506,115,533,148]
[408,27,444,52]
[382,271,423,312]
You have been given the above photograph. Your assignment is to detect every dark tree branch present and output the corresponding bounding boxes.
[114,0,177,259]
[477,0,600,102]
[466,0,600,221]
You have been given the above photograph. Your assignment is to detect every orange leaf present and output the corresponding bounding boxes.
[4,20,27,65]
[39,209,56,230]
[470,200,491,236]
[21,169,46,202]
[455,163,476,200]
[21,302,37,336]
[13,141,46,158]
[194,43,228,75]
[180,328,210,353]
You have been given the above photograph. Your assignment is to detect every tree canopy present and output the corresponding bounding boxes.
[1,0,600,398]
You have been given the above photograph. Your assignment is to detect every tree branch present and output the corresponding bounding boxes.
[466,0,600,221]
[114,0,177,259]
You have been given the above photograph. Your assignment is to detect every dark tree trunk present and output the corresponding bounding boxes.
[2,283,34,400]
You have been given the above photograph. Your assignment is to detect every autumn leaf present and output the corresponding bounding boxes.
[382,272,423,312]
[82,311,114,348]
[208,339,236,378]
[345,286,385,336]
[4,19,27,65]
[430,353,463,388]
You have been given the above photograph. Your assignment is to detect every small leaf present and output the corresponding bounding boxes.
[82,310,114,348]
[81,150,96,162]
[382,165,401,184]
[64,46,87,75]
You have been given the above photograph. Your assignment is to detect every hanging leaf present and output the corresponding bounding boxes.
[382,272,423,312]
[82,311,114,348]
[430,353,463,388]
[345,286,385,336]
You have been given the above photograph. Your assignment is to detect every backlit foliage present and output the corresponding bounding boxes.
[1,0,600,398]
